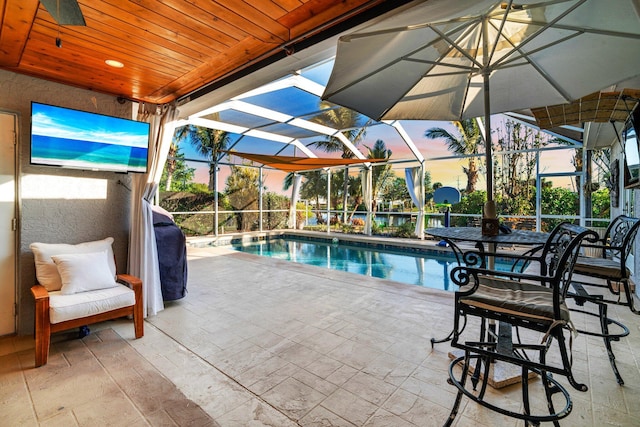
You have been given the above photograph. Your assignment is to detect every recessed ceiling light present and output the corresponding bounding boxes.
[105,59,124,68]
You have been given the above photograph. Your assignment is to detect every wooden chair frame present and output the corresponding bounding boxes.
[31,274,143,367]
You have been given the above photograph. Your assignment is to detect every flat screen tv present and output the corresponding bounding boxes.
[30,102,150,173]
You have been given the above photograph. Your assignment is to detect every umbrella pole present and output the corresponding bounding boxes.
[483,71,493,202]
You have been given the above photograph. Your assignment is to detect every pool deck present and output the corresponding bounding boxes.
[2,236,640,426]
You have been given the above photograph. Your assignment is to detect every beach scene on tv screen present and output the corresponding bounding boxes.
[31,103,149,172]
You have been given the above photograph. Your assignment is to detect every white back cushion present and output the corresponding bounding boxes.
[30,237,117,291]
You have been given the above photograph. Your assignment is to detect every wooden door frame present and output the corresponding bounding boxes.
[0,110,20,336]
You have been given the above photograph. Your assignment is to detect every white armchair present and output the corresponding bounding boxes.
[30,237,143,367]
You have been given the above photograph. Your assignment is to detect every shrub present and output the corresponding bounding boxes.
[341,223,355,233]
[392,221,415,238]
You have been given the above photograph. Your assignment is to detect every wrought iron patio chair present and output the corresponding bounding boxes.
[566,215,640,385]
[443,223,598,426]
[571,215,640,312]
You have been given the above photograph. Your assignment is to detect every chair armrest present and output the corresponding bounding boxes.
[461,245,545,273]
[117,274,144,338]
[580,242,623,250]
[578,243,623,260]
[451,265,554,294]
[116,274,142,291]
[31,284,50,301]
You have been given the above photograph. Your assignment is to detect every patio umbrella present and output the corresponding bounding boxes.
[322,0,640,200]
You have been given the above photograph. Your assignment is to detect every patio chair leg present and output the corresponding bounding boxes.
[538,349,561,427]
[556,332,588,392]
[475,354,491,399]
[431,315,467,348]
[430,330,454,348]
[444,352,471,427]
[621,280,640,315]
[539,372,561,427]
[599,303,625,385]
[521,366,536,427]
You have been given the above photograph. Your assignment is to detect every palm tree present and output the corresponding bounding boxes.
[365,139,393,213]
[282,171,295,192]
[225,165,260,231]
[347,174,363,222]
[173,123,230,192]
[425,119,483,194]
[163,142,179,191]
[299,170,327,224]
[309,102,369,222]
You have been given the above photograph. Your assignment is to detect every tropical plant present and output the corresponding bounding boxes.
[392,221,416,238]
[173,122,231,192]
[365,139,394,213]
[425,119,483,194]
[225,165,260,231]
[450,190,486,226]
[591,188,611,221]
[494,120,552,209]
[163,143,179,191]
[282,171,296,192]
[309,102,369,222]
[347,174,363,221]
[160,145,195,191]
[262,192,290,230]
[299,170,327,224]
[423,170,435,206]
[382,176,411,208]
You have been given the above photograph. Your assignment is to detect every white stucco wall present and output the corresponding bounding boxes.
[0,69,135,335]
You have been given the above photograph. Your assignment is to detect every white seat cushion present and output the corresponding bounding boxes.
[48,283,135,324]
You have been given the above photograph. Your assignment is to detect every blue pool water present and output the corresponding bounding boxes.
[231,237,513,292]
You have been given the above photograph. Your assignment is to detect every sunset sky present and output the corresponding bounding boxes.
[177,114,577,197]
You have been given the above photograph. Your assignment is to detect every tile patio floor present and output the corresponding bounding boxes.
[2,242,640,426]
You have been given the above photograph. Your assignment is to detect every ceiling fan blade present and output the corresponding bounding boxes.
[40,0,86,26]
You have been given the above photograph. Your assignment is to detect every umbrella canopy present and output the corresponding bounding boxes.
[323,0,640,199]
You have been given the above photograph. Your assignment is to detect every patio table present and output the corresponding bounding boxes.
[425,226,549,252]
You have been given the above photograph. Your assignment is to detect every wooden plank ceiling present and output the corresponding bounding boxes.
[0,0,390,104]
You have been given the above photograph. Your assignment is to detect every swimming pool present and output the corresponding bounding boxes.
[230,237,513,292]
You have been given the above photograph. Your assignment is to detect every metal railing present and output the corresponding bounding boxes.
[165,205,610,239]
